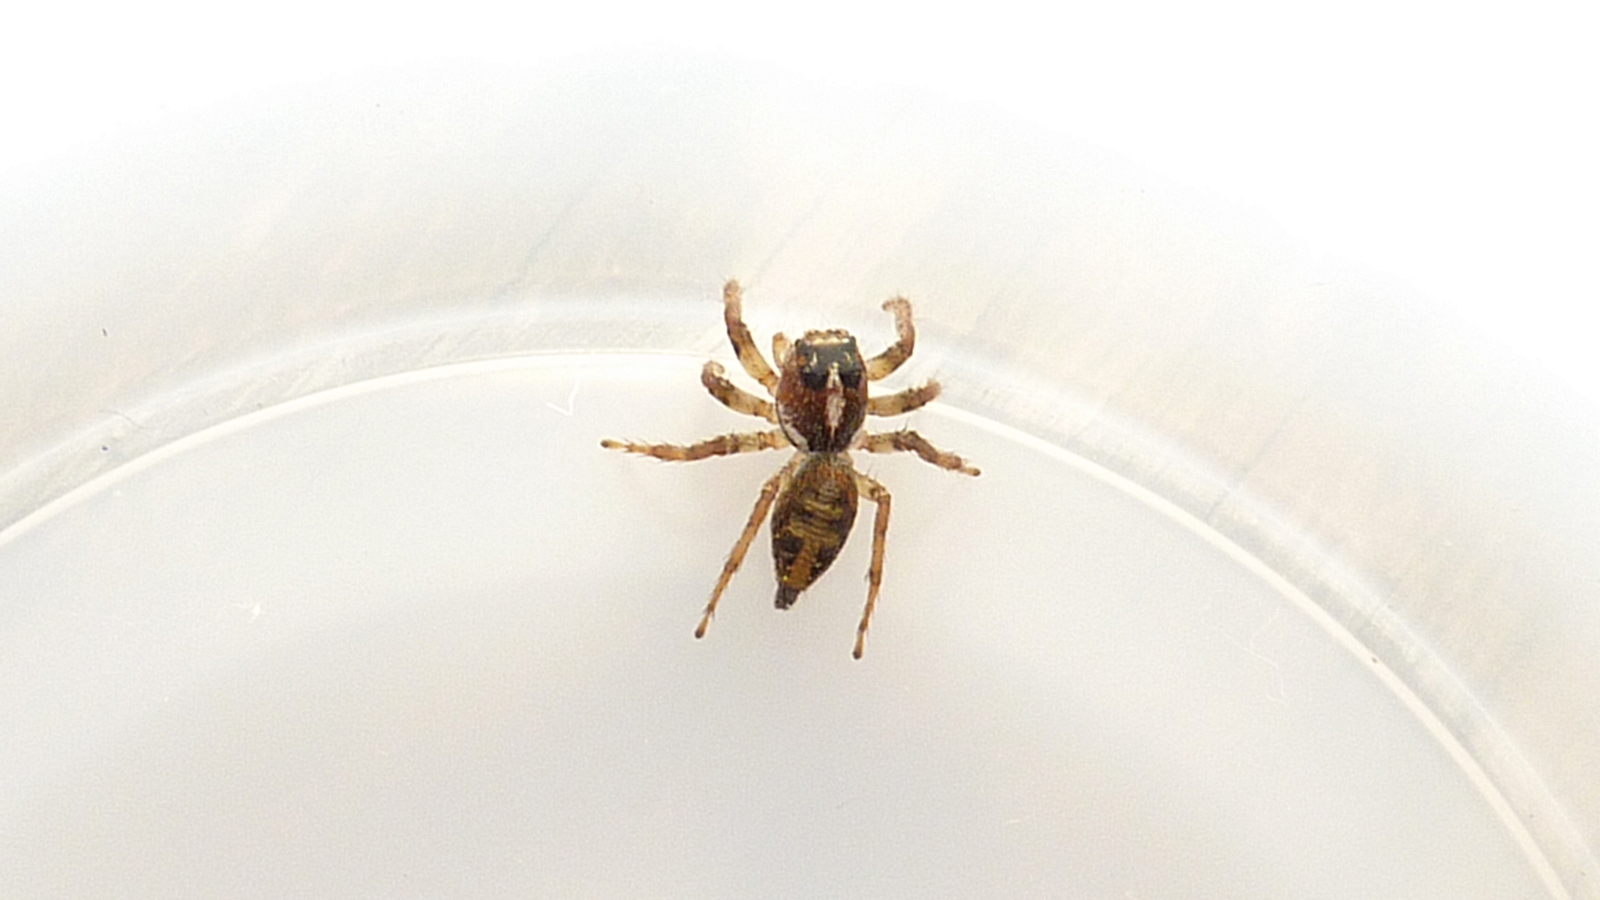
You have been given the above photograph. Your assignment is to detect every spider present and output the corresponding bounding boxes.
[602,280,980,658]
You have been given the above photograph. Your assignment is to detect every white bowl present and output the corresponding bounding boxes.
[2,58,1596,899]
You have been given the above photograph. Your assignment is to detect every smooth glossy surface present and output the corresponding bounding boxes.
[0,357,1547,898]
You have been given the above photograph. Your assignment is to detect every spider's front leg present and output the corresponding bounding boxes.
[864,296,916,381]
[722,279,780,394]
[600,429,789,461]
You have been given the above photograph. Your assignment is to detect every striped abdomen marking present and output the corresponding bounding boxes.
[770,455,859,608]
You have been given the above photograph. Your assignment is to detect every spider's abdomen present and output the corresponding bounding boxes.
[771,454,859,608]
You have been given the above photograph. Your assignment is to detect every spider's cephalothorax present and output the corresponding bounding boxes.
[777,331,867,452]
[601,280,979,658]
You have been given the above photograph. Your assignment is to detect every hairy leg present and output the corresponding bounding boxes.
[852,472,893,659]
[697,456,802,639]
[866,379,941,417]
[860,430,980,476]
[701,361,777,422]
[601,429,789,461]
[864,296,916,381]
[722,279,779,393]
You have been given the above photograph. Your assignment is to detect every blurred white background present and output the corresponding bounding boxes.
[4,0,1596,403]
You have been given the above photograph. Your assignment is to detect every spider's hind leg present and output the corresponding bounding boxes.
[697,455,802,640]
[852,471,893,659]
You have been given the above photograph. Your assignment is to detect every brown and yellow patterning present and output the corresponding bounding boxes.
[602,280,979,658]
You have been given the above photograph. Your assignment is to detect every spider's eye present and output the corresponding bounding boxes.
[798,338,862,391]
[799,355,828,390]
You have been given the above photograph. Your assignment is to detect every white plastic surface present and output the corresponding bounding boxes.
[0,356,1552,897]
[2,58,1597,898]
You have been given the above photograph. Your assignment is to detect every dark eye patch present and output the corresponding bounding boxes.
[797,338,863,391]
[800,359,830,390]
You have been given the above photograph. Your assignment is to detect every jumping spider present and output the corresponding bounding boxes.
[602,280,979,658]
